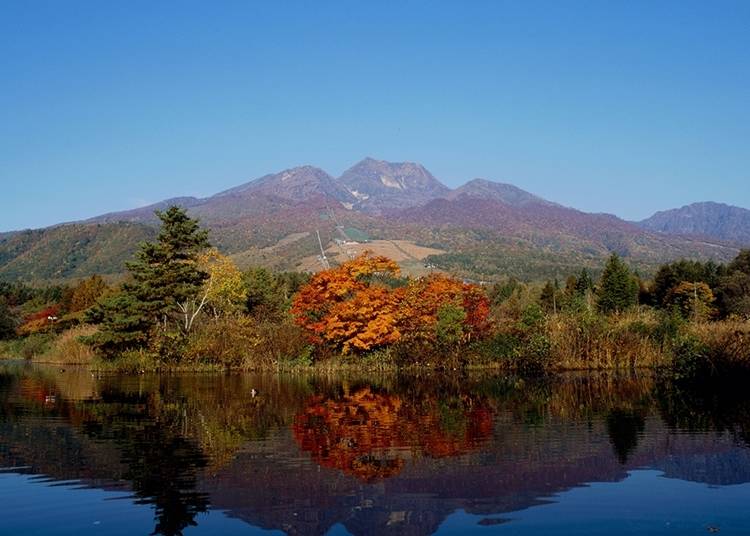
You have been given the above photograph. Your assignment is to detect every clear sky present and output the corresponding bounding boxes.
[2,1,749,231]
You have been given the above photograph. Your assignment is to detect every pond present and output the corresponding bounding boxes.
[1,362,749,535]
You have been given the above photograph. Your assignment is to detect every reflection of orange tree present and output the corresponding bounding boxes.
[292,387,493,481]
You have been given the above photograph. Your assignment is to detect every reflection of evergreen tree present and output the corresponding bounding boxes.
[122,429,209,536]
[81,393,209,536]
[606,409,645,464]
[656,378,750,448]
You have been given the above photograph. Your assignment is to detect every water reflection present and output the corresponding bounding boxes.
[292,386,493,481]
[1,363,750,535]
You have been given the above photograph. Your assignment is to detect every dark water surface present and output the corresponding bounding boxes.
[1,362,750,535]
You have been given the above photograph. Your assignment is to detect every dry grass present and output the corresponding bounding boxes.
[545,310,668,370]
[36,325,98,365]
[689,319,750,369]
[297,239,446,273]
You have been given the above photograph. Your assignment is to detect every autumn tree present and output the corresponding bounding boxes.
[65,275,108,313]
[194,249,247,320]
[291,252,401,352]
[397,274,490,346]
[667,281,715,320]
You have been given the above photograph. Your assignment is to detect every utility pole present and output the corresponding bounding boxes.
[316,230,330,270]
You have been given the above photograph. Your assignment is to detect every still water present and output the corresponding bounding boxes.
[1,362,749,535]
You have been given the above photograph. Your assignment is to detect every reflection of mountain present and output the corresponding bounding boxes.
[1,366,750,536]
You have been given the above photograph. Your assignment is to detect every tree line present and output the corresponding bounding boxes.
[1,206,749,373]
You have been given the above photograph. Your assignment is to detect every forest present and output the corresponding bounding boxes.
[1,206,749,377]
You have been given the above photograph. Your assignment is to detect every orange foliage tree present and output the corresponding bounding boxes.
[291,253,490,353]
[396,274,491,344]
[291,252,401,352]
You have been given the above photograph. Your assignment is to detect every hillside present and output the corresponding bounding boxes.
[0,159,745,283]
[448,178,556,207]
[638,202,750,246]
[0,223,156,281]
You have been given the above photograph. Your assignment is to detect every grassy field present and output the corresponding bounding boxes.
[297,239,446,275]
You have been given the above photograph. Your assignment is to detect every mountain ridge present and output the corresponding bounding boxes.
[638,201,750,245]
[1,158,747,282]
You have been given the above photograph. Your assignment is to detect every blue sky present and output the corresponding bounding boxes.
[2,1,749,231]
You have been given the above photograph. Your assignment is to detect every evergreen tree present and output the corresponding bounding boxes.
[597,253,639,314]
[0,297,16,340]
[575,269,594,296]
[85,207,211,356]
[125,206,210,327]
[84,293,153,356]
[716,250,750,318]
[539,280,559,313]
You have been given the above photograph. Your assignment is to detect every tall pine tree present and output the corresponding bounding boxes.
[597,253,638,314]
[85,207,210,356]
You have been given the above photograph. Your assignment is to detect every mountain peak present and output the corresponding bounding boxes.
[638,201,750,244]
[215,165,354,204]
[338,158,449,212]
[449,178,554,207]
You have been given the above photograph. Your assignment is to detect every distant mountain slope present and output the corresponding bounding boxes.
[448,178,555,207]
[338,157,450,212]
[85,196,202,224]
[638,202,750,245]
[0,223,156,281]
[389,197,738,279]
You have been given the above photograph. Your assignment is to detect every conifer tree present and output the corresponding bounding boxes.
[597,253,638,314]
[575,269,594,296]
[85,206,211,356]
[0,297,16,340]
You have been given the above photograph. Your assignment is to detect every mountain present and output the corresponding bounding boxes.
[448,178,555,207]
[338,157,450,212]
[638,202,750,246]
[215,165,355,205]
[0,159,744,282]
[0,222,156,281]
[390,196,736,279]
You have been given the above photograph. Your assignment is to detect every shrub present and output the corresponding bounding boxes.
[184,316,259,368]
[37,325,98,364]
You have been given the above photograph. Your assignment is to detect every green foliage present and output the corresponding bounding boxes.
[539,280,560,313]
[520,303,545,330]
[671,335,711,381]
[125,206,210,324]
[575,269,594,295]
[0,223,156,282]
[86,207,212,358]
[0,297,17,340]
[436,303,467,347]
[597,254,639,314]
[83,292,153,357]
[488,278,520,305]
[716,250,750,318]
[243,267,308,321]
[652,259,724,309]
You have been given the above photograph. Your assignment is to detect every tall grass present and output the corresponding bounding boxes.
[545,310,669,370]
[35,325,98,365]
